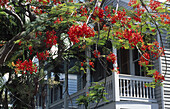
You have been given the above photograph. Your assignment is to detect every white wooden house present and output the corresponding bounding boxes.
[36,0,170,109]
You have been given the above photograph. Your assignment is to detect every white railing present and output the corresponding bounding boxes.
[89,75,113,108]
[49,89,85,109]
[97,75,113,101]
[119,74,156,102]
[49,74,156,109]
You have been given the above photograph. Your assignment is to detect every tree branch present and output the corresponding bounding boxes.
[3,9,24,30]
[0,32,24,66]
[86,0,98,24]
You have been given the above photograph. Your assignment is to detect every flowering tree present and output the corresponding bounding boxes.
[0,0,169,108]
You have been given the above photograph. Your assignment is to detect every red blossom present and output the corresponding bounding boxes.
[128,0,141,9]
[89,61,94,68]
[81,62,84,66]
[106,53,116,64]
[36,50,49,61]
[80,6,87,16]
[138,52,150,66]
[68,23,95,44]
[93,50,100,58]
[28,46,33,55]
[153,71,165,82]
[0,0,8,6]
[149,0,162,12]
[15,59,37,74]
[115,29,143,47]
[44,30,58,47]
[92,7,104,21]
[19,41,22,46]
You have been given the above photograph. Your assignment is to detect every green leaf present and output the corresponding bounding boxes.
[147,69,156,75]
[14,39,21,44]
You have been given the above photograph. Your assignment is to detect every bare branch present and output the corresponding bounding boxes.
[86,0,98,24]
[115,0,120,12]
[0,32,24,66]
[136,45,154,62]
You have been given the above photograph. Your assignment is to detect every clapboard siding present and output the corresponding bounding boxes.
[161,29,170,109]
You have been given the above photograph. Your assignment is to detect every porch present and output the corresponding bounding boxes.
[49,74,157,109]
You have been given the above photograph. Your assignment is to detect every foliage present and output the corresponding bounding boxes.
[76,82,108,109]
[0,0,169,108]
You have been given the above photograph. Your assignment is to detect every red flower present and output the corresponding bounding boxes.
[19,41,22,46]
[144,84,147,88]
[106,53,116,64]
[68,23,95,44]
[149,0,162,12]
[28,46,33,55]
[138,52,150,66]
[92,7,104,22]
[81,62,84,66]
[153,71,165,82]
[93,50,100,58]
[37,50,49,61]
[44,30,58,47]
[15,59,37,74]
[152,29,155,32]
[89,62,94,68]
[0,0,8,6]
[80,6,87,16]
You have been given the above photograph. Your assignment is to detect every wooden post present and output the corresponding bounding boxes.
[112,48,120,108]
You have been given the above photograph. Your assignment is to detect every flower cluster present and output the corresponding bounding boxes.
[138,52,150,66]
[80,60,94,68]
[92,7,104,21]
[19,41,22,46]
[93,50,101,58]
[111,9,132,27]
[36,50,49,61]
[0,0,8,6]
[128,0,145,22]
[128,0,140,8]
[133,8,145,22]
[106,53,116,64]
[15,59,37,74]
[54,16,63,24]
[89,61,94,68]
[44,30,58,48]
[115,29,143,47]
[80,6,87,16]
[53,0,61,4]
[140,41,164,59]
[159,13,170,24]
[68,23,95,44]
[149,0,162,12]
[29,46,33,55]
[35,31,42,38]
[153,71,165,82]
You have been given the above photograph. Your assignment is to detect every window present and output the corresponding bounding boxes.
[118,48,146,76]
[118,49,130,74]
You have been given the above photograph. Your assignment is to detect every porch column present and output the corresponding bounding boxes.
[112,48,120,103]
